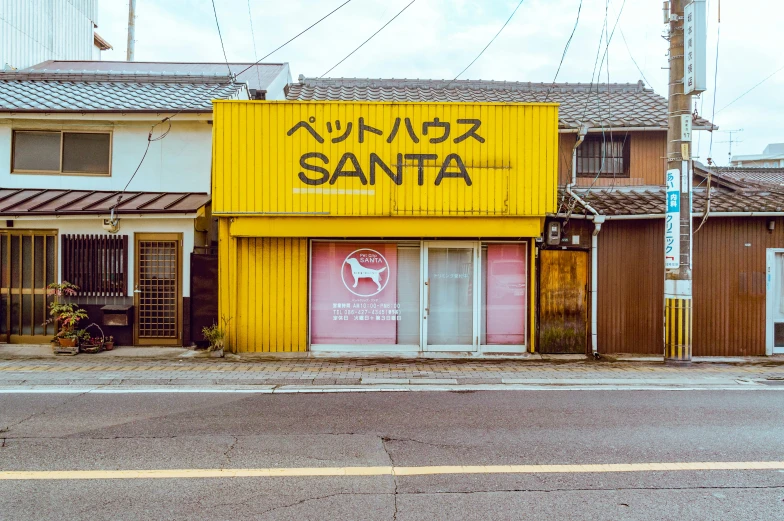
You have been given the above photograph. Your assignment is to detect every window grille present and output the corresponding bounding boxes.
[61,234,128,296]
[576,135,631,178]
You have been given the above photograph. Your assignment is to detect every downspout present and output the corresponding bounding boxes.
[566,124,603,359]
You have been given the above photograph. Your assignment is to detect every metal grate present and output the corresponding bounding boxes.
[137,239,179,339]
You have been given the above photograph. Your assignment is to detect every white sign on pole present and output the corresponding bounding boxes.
[680,114,692,142]
[665,168,681,269]
[684,0,707,94]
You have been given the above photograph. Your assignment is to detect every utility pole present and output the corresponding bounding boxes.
[126,0,137,62]
[663,0,705,364]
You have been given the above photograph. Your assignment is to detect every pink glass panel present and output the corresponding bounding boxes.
[311,243,398,344]
[485,243,527,344]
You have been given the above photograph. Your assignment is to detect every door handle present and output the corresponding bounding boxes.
[425,279,430,317]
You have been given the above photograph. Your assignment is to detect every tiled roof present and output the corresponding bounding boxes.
[287,78,714,130]
[21,61,289,92]
[0,189,210,216]
[0,73,243,112]
[560,187,784,216]
[714,167,784,189]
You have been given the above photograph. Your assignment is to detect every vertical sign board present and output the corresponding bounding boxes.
[684,0,707,94]
[665,168,681,269]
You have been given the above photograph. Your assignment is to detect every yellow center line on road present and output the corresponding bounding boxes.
[1,461,783,480]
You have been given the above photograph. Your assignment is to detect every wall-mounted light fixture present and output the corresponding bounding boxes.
[768,219,776,233]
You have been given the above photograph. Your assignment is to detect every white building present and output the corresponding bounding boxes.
[731,143,784,168]
[0,0,110,70]
[0,61,291,346]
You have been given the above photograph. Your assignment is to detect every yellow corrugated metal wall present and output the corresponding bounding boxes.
[212,101,558,218]
[220,227,308,353]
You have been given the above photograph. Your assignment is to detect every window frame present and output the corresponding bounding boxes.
[576,134,631,179]
[11,129,113,177]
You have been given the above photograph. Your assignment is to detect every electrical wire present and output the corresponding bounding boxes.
[618,27,652,89]
[696,5,722,234]
[715,62,784,115]
[210,0,233,78]
[320,0,417,78]
[543,0,583,102]
[112,0,356,205]
[447,0,527,86]
[247,0,262,90]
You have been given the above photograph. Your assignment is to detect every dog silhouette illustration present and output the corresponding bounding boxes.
[345,257,387,291]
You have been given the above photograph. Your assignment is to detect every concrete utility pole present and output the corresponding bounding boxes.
[126,0,136,62]
[664,0,694,364]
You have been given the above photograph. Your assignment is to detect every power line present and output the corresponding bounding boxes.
[114,1,356,206]
[210,0,233,78]
[715,62,784,115]
[321,0,417,78]
[448,0,527,85]
[618,27,652,89]
[544,0,583,102]
[247,0,355,77]
[247,0,262,89]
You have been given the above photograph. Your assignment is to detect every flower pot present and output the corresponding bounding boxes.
[209,348,224,358]
[104,341,114,351]
[58,337,77,347]
[52,341,78,356]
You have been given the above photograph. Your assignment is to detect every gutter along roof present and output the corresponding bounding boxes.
[287,77,715,131]
[0,189,210,216]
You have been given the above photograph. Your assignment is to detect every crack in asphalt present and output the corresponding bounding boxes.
[0,389,94,434]
[251,492,363,518]
[222,436,239,469]
[381,437,399,521]
[379,435,469,450]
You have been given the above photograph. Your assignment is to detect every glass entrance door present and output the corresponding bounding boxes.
[423,242,478,351]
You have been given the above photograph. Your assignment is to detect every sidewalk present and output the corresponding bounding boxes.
[1,344,783,392]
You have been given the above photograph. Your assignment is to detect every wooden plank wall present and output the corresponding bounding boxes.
[557,131,666,187]
[597,217,784,356]
[693,217,784,356]
[597,219,664,354]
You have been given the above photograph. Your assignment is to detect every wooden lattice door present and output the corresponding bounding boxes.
[0,230,57,343]
[134,233,182,345]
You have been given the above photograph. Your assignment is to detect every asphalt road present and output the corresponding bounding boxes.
[1,390,783,520]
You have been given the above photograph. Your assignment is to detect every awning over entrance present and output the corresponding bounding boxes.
[0,189,210,216]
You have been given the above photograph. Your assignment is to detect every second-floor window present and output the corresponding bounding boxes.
[576,135,630,178]
[12,130,111,176]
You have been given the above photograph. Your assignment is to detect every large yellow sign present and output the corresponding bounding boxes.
[212,101,558,217]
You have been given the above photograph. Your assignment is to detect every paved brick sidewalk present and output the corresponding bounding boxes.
[1,357,783,388]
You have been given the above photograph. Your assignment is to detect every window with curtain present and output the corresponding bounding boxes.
[12,130,111,175]
[576,135,630,178]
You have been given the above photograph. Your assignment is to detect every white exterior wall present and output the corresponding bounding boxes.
[265,68,293,101]
[0,0,97,70]
[0,216,198,298]
[0,116,213,192]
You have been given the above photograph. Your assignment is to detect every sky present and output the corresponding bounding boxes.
[95,0,784,166]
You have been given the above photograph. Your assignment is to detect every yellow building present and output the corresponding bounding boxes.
[213,100,558,354]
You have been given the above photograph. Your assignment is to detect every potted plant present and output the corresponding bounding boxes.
[202,316,231,358]
[104,335,115,351]
[45,281,88,355]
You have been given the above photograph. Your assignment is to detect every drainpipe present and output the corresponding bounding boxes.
[566,124,603,359]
